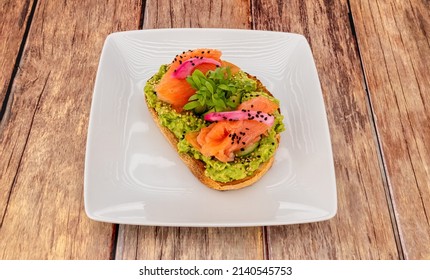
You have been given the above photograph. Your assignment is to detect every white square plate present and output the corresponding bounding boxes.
[84,29,337,226]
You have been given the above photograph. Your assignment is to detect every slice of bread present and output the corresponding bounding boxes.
[145,74,281,191]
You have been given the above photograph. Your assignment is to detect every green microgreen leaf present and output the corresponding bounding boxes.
[183,101,200,111]
[188,94,198,101]
[205,81,214,94]
[192,74,202,88]
[217,84,230,91]
[183,66,256,114]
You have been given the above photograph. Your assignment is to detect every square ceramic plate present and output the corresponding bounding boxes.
[84,29,337,226]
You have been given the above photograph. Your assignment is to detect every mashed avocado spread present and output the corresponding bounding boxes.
[144,65,285,183]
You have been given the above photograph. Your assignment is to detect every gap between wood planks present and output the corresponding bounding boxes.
[0,71,50,229]
[0,0,38,130]
[0,0,39,229]
[110,224,120,260]
[139,0,147,30]
[249,0,255,30]
[346,0,404,260]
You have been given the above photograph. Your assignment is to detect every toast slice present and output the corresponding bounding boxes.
[145,73,281,191]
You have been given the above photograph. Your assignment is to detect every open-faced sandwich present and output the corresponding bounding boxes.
[144,49,285,190]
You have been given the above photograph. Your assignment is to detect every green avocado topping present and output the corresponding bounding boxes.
[144,65,285,183]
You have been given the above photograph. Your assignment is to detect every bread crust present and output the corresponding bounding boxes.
[145,74,281,191]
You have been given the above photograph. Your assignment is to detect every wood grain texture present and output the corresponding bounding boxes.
[350,0,430,259]
[116,0,264,260]
[253,0,399,259]
[143,0,251,29]
[0,0,142,259]
[116,226,263,259]
[0,0,34,122]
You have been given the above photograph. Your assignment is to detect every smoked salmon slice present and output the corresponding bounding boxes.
[187,120,268,162]
[237,96,279,114]
[186,96,279,162]
[155,49,222,111]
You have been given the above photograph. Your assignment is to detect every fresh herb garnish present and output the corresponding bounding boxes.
[183,67,256,113]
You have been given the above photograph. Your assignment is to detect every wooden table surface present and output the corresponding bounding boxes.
[0,0,429,260]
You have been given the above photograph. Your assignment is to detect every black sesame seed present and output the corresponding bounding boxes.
[207,50,210,53]
[201,51,205,54]
[179,60,182,64]
[180,55,183,58]
[251,105,254,108]
[240,148,245,151]
[264,117,268,120]
[257,155,261,158]
[245,128,250,130]
[242,142,245,145]
[182,51,185,54]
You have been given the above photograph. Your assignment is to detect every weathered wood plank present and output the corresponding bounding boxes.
[253,0,399,259]
[0,0,35,123]
[0,0,142,259]
[143,0,251,29]
[116,0,264,260]
[350,0,430,259]
[117,226,263,259]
